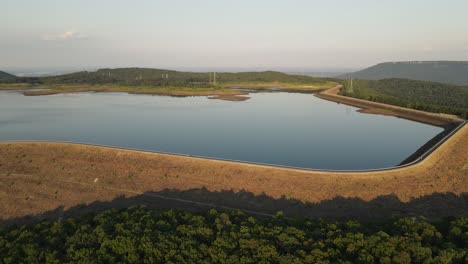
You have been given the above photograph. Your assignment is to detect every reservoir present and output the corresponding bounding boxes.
[0,90,443,170]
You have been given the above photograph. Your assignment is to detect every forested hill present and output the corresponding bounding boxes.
[39,68,330,86]
[338,61,468,86]
[0,71,16,80]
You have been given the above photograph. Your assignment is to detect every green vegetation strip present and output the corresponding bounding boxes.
[1,206,467,263]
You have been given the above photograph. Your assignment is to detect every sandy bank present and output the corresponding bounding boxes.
[208,94,250,101]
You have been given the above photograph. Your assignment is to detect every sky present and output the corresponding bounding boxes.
[2,0,468,71]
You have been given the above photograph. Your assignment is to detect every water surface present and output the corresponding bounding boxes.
[0,91,443,170]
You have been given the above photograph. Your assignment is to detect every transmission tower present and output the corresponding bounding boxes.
[348,79,354,93]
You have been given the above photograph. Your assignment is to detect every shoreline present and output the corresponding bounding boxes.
[1,117,465,174]
[1,123,466,222]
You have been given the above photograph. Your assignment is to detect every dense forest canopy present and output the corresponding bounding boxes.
[341,78,468,118]
[1,206,467,263]
[339,61,468,86]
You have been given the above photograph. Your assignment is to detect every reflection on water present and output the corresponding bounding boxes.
[0,91,443,170]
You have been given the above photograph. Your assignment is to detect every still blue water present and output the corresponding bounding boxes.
[0,90,443,170]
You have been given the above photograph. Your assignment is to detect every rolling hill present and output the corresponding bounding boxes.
[40,67,331,87]
[0,71,16,80]
[0,68,333,88]
[339,61,468,85]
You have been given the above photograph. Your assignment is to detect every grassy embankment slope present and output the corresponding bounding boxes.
[0,120,466,222]
[0,68,337,100]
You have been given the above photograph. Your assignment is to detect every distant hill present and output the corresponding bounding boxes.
[338,61,468,85]
[0,71,16,80]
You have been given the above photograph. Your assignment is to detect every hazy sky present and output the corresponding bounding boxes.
[2,0,468,70]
